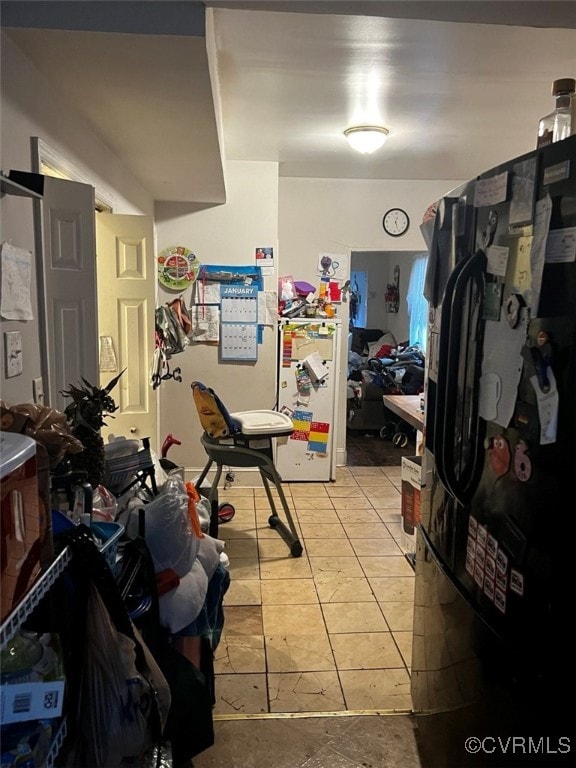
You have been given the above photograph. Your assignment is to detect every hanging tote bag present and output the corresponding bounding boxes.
[62,526,171,768]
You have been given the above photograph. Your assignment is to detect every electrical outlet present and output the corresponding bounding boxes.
[4,331,23,378]
[33,376,45,404]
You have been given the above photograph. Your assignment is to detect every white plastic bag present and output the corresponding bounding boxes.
[127,475,200,577]
[92,484,118,523]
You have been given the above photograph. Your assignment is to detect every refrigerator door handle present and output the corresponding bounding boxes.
[434,249,487,505]
[433,253,468,498]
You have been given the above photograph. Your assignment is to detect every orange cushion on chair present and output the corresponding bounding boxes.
[191,381,240,438]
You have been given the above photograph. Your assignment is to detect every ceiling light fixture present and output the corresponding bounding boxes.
[344,125,389,154]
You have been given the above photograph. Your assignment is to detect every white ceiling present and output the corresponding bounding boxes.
[2,1,576,202]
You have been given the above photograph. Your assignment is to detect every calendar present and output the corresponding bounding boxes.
[220,284,259,360]
[220,284,258,323]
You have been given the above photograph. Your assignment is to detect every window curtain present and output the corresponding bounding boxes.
[406,254,428,353]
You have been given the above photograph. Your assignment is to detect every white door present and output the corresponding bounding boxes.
[96,213,157,444]
[35,177,98,413]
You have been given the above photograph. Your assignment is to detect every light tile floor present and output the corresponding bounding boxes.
[211,464,415,717]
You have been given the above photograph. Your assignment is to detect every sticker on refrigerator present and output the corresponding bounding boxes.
[488,436,511,477]
[496,571,508,593]
[542,159,570,187]
[475,546,486,570]
[496,549,508,575]
[530,369,558,445]
[308,421,330,453]
[494,588,507,614]
[295,367,312,405]
[474,562,485,588]
[468,516,478,538]
[465,552,475,577]
[466,536,476,559]
[514,441,532,482]
[477,524,488,549]
[484,577,495,602]
[510,569,525,597]
[486,533,498,559]
[291,410,312,440]
[485,555,496,581]
[483,282,503,321]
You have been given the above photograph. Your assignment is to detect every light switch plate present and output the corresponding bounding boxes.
[33,376,44,404]
[4,331,23,378]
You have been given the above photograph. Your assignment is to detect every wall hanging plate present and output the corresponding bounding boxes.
[157,246,199,290]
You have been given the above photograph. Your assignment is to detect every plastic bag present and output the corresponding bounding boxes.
[92,484,118,523]
[0,400,83,468]
[76,584,171,767]
[126,475,200,577]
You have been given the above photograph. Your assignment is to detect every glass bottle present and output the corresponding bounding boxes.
[537,78,575,148]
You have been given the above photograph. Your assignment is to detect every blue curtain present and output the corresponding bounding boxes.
[406,255,428,353]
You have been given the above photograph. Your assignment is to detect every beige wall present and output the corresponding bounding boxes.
[278,177,462,465]
[0,32,154,406]
[154,161,279,474]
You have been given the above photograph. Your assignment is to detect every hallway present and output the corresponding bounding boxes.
[193,462,422,766]
[211,463,414,715]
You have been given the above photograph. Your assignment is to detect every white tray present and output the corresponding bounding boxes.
[231,410,293,436]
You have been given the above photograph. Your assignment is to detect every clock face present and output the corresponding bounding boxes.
[383,208,410,237]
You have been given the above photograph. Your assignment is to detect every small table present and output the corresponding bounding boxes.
[382,394,425,433]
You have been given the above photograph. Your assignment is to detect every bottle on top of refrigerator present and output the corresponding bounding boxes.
[537,77,575,148]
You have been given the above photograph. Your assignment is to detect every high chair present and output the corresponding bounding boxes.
[192,383,303,557]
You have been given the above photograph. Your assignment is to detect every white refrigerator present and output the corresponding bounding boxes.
[276,319,341,481]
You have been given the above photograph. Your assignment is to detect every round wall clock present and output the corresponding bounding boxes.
[157,246,199,291]
[383,208,410,237]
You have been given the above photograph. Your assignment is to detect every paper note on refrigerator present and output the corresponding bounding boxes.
[486,245,509,277]
[544,226,576,263]
[529,193,552,315]
[292,335,334,361]
[303,351,330,383]
[530,369,558,445]
[478,372,501,422]
[473,171,508,207]
[481,311,527,427]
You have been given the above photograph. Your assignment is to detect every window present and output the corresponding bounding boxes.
[349,270,368,328]
[406,255,428,353]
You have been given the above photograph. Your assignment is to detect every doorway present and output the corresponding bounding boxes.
[346,250,421,467]
[33,139,158,443]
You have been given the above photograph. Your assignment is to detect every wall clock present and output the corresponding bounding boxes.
[383,208,410,237]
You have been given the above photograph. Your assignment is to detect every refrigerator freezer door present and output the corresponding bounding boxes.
[416,137,576,765]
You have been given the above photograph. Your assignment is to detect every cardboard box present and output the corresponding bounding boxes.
[401,455,422,554]
[0,636,65,724]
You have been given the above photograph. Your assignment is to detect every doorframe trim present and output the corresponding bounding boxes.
[31,137,117,211]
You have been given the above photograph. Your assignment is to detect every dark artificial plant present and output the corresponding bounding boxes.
[60,370,124,488]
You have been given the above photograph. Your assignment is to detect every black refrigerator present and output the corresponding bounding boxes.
[412,135,576,768]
